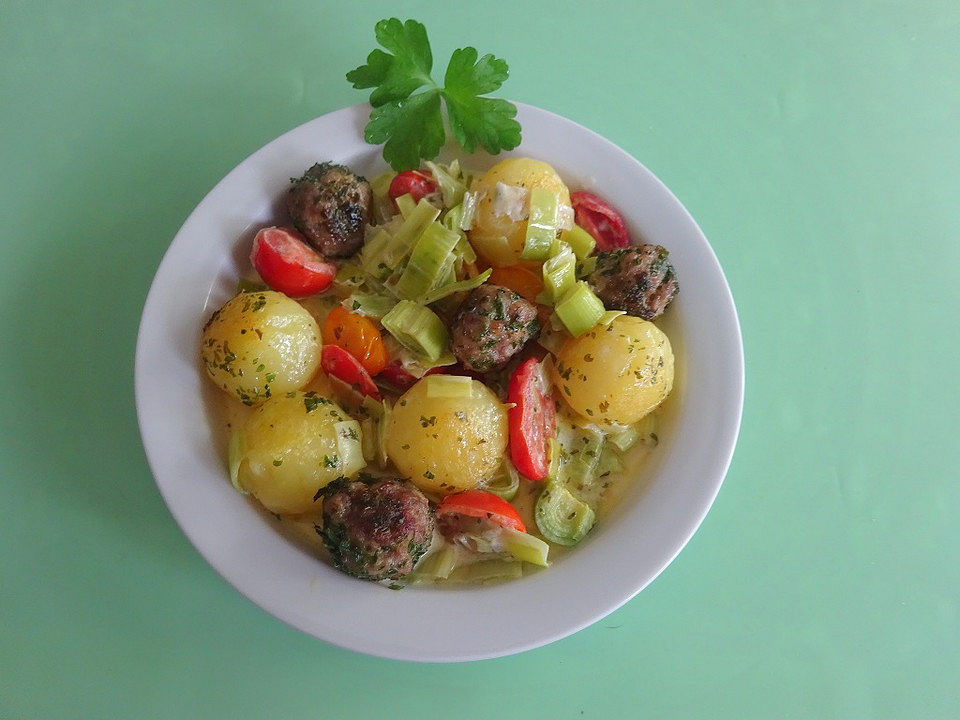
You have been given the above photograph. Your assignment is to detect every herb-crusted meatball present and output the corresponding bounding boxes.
[451,284,540,373]
[588,245,679,320]
[286,162,371,258]
[319,477,434,581]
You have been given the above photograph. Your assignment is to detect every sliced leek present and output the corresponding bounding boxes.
[564,426,605,491]
[359,417,376,463]
[535,478,596,546]
[333,420,365,477]
[598,309,625,326]
[395,192,417,219]
[395,221,461,300]
[228,429,247,492]
[425,374,474,398]
[362,200,440,282]
[453,232,478,264]
[370,170,397,224]
[395,198,441,247]
[554,281,605,337]
[459,190,481,230]
[484,456,521,501]
[446,558,523,584]
[576,255,598,279]
[425,159,468,208]
[342,293,396,319]
[521,187,560,260]
[561,224,596,259]
[419,268,491,306]
[409,541,460,582]
[381,300,449,362]
[609,424,642,452]
[501,528,550,567]
[539,242,576,305]
[333,262,367,292]
[377,400,391,468]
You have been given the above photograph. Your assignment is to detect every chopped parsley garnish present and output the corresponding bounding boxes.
[303,392,328,413]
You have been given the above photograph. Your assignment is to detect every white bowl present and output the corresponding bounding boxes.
[135,102,744,662]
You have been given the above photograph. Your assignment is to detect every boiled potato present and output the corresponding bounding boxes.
[235,391,363,514]
[468,158,571,267]
[552,315,674,426]
[386,378,507,495]
[201,291,321,405]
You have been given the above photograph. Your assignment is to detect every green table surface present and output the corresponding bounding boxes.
[2,1,957,718]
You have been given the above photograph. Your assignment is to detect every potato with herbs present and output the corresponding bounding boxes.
[201,291,322,405]
[386,378,507,495]
[469,158,571,267]
[233,391,364,514]
[553,315,674,426]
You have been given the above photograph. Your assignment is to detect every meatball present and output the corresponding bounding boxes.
[286,162,371,258]
[588,245,679,320]
[450,284,540,373]
[319,477,434,581]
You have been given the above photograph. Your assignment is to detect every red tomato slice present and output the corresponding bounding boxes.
[436,490,526,533]
[250,226,336,297]
[388,170,437,209]
[570,191,630,252]
[507,358,556,481]
[321,345,380,400]
[376,360,418,392]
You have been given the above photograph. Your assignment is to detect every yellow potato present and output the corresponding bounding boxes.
[236,391,362,514]
[468,158,571,267]
[386,378,507,495]
[201,291,321,405]
[552,315,674,426]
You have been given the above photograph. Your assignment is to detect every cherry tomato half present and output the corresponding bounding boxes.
[250,226,336,297]
[570,191,630,252]
[388,170,437,209]
[436,490,526,533]
[320,345,380,400]
[376,360,418,392]
[323,306,388,376]
[507,357,556,481]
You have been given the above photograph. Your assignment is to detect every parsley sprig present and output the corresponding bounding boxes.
[347,18,522,171]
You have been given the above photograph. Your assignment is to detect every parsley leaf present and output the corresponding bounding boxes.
[347,18,521,170]
[444,47,520,154]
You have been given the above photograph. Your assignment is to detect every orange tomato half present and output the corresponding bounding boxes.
[323,306,388,375]
[488,265,544,303]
